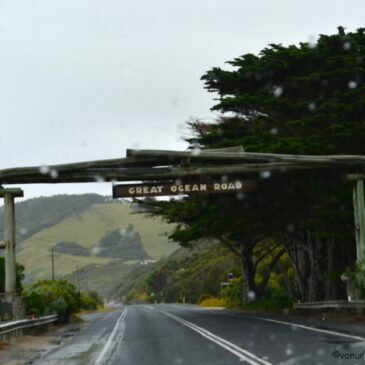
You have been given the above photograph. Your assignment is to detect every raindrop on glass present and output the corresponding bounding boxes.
[191,146,201,156]
[272,86,283,97]
[19,228,28,235]
[94,175,105,182]
[343,42,351,50]
[248,291,256,300]
[348,81,357,89]
[270,127,278,135]
[39,165,50,174]
[308,102,316,111]
[50,169,58,179]
[260,171,271,179]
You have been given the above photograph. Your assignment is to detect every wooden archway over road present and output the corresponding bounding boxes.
[1,147,365,314]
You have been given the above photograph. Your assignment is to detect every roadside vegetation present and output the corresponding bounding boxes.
[22,280,103,322]
[125,243,294,310]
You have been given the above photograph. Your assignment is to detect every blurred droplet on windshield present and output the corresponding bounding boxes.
[191,146,201,156]
[94,175,105,182]
[19,227,28,235]
[50,169,58,179]
[343,42,351,50]
[308,102,316,111]
[248,291,256,300]
[260,171,271,179]
[348,80,357,89]
[39,165,50,174]
[272,86,283,97]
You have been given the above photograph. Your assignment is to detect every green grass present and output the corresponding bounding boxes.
[17,202,177,286]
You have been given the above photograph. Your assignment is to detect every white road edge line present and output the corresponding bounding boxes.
[95,307,128,365]
[151,308,271,365]
[251,316,365,342]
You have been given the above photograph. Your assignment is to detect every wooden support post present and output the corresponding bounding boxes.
[0,188,23,299]
[352,179,365,261]
[4,193,16,296]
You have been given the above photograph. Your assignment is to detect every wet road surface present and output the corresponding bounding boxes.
[34,304,365,365]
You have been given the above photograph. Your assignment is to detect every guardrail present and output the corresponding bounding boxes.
[0,314,58,341]
[294,300,365,310]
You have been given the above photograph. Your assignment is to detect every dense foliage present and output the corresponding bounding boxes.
[23,280,103,322]
[139,27,365,304]
[125,244,294,308]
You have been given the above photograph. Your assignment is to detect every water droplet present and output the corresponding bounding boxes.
[19,228,28,235]
[343,42,351,50]
[272,86,283,97]
[50,169,58,179]
[39,165,50,174]
[270,127,278,135]
[221,175,228,183]
[248,291,256,300]
[94,175,105,182]
[175,179,182,186]
[236,192,244,201]
[260,171,271,179]
[307,35,317,48]
[348,81,357,89]
[191,147,201,156]
[285,348,293,356]
[91,246,101,255]
[119,228,126,236]
[308,102,316,111]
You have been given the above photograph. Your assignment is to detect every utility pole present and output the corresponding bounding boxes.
[51,249,55,281]
[76,265,81,291]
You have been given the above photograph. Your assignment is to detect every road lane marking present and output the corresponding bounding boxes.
[151,308,271,365]
[95,307,128,365]
[251,316,365,342]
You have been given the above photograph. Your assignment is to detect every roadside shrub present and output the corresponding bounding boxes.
[22,279,103,322]
[80,291,103,310]
[200,297,226,307]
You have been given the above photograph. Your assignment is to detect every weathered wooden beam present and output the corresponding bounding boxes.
[0,162,334,184]
[347,174,365,181]
[0,188,24,198]
[127,149,365,166]
[0,157,169,180]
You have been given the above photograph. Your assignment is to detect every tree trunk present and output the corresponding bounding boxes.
[240,244,255,304]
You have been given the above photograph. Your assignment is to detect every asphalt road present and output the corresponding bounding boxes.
[35,304,365,365]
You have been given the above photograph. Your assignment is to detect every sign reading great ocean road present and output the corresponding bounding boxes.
[113,179,257,198]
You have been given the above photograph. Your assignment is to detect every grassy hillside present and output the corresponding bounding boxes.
[13,196,177,291]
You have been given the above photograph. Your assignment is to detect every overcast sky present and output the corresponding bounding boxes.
[1,0,364,201]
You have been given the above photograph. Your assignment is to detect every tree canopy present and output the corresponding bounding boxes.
[141,27,365,303]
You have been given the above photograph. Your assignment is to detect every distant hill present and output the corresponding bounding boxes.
[4,194,178,295]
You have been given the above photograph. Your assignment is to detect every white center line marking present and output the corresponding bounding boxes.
[150,307,271,365]
[95,307,128,365]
